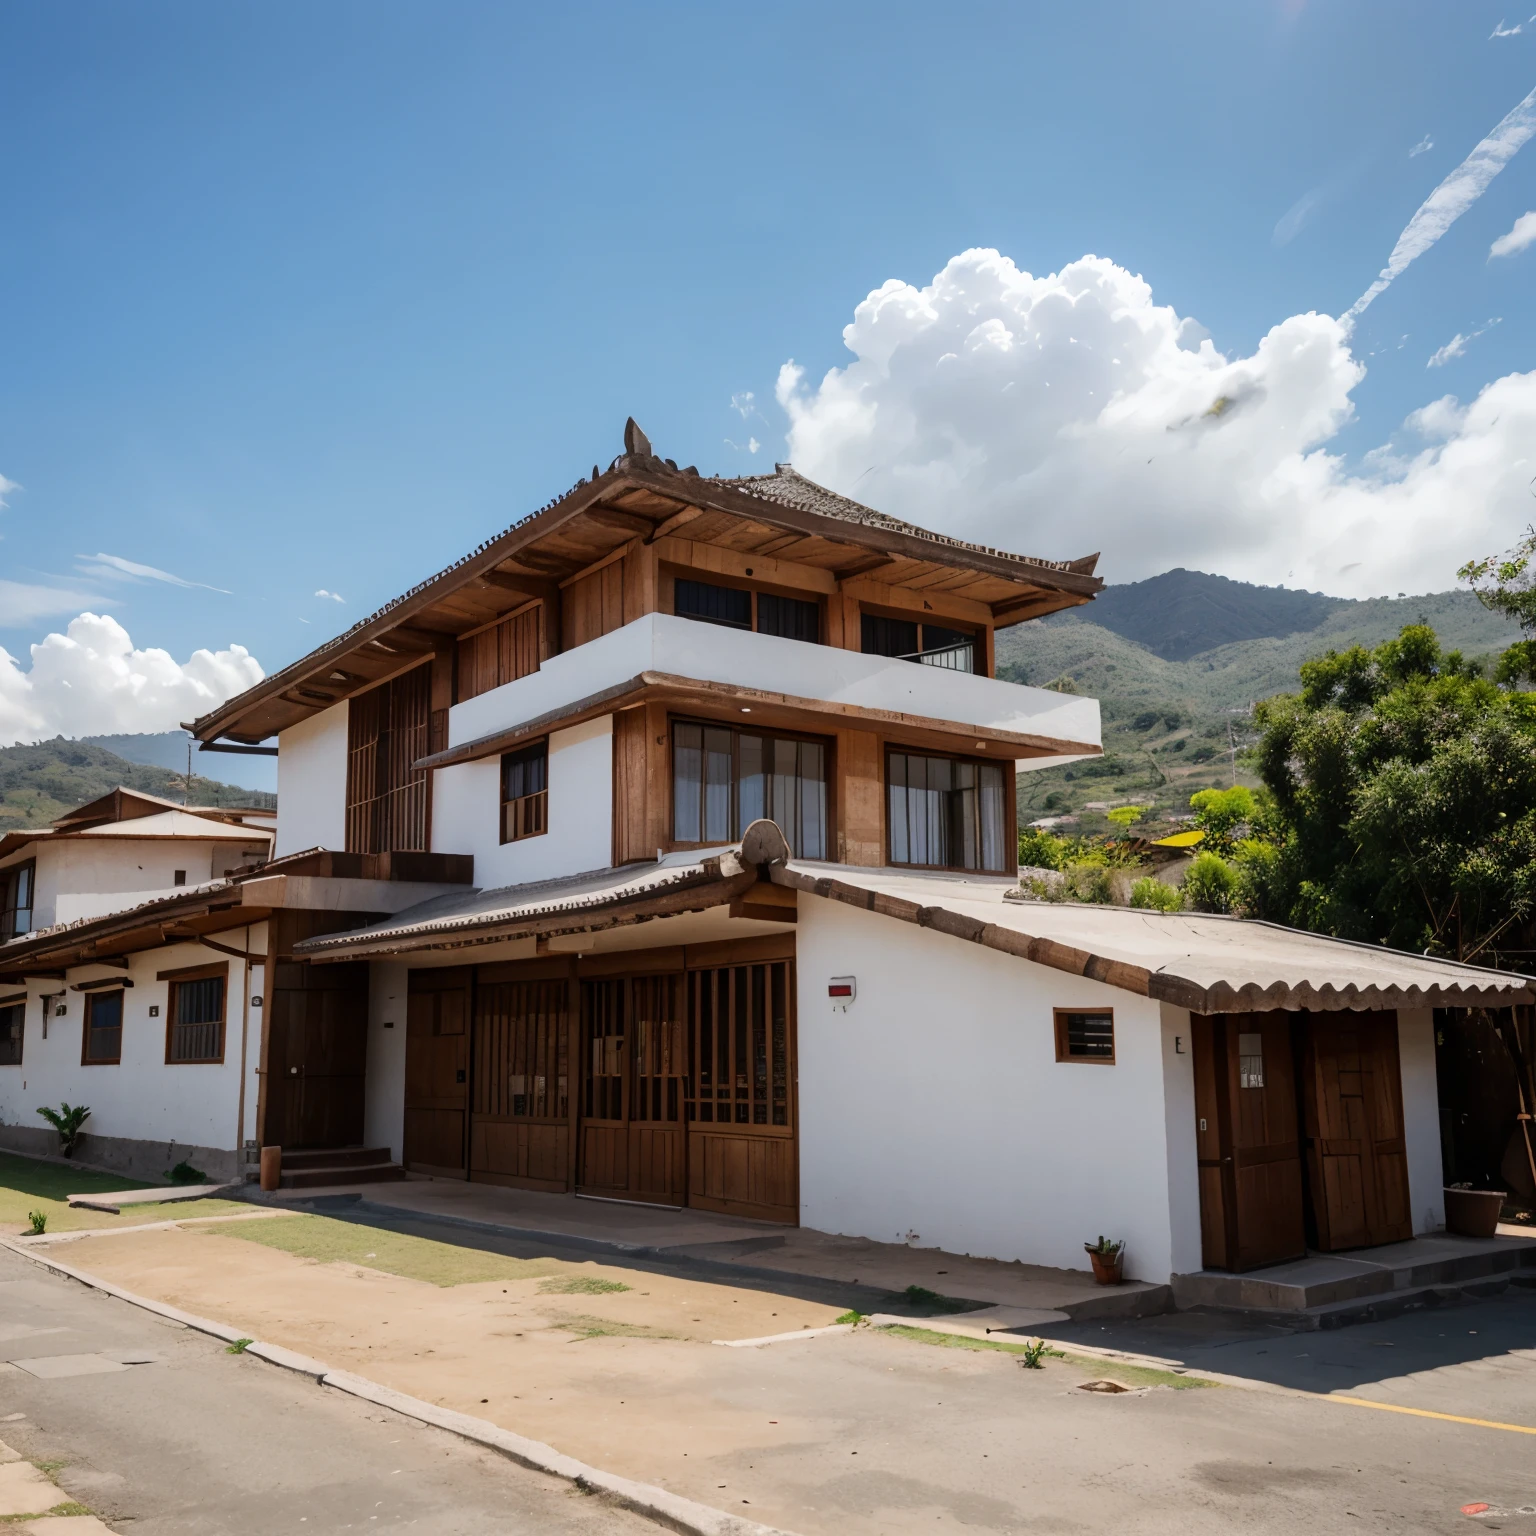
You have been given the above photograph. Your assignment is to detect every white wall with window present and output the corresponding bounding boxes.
[432,715,612,888]
[794,892,1199,1282]
[0,927,266,1182]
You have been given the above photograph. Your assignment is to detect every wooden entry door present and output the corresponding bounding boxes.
[577,976,687,1205]
[1300,1012,1413,1251]
[686,959,797,1223]
[1191,1012,1306,1272]
[404,970,470,1176]
[262,959,370,1149]
[471,979,572,1191]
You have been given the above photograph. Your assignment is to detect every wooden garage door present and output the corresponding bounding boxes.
[685,960,797,1223]
[471,979,572,1191]
[1300,1012,1413,1251]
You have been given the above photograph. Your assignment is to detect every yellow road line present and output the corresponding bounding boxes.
[1328,1395,1536,1436]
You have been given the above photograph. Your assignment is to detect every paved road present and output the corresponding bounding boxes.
[0,1246,655,1534]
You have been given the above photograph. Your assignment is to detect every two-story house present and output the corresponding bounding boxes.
[3,423,1529,1285]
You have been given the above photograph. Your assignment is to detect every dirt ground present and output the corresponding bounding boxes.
[39,1214,1536,1536]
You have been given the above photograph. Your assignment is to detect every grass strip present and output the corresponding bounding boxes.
[873,1323,1215,1389]
[0,1150,248,1236]
[204,1212,563,1288]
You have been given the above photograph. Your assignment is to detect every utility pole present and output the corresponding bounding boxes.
[1227,720,1237,787]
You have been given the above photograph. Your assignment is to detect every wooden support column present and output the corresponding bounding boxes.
[837,729,884,866]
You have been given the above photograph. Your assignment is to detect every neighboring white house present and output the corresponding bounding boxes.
[3,430,1531,1287]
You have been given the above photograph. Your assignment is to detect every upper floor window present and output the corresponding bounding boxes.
[0,997,23,1066]
[501,740,549,843]
[1,861,34,939]
[167,968,227,1064]
[862,614,976,673]
[672,721,827,858]
[887,749,1007,872]
[347,664,430,855]
[674,578,820,645]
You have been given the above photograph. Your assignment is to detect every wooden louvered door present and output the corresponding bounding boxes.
[1192,1012,1306,1272]
[576,976,686,1205]
[471,980,571,1192]
[686,960,797,1223]
[1301,1012,1413,1251]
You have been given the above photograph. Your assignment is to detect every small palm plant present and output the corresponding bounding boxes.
[37,1102,91,1159]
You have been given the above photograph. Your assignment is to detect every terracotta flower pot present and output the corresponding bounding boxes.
[1087,1248,1124,1285]
[1444,1186,1505,1239]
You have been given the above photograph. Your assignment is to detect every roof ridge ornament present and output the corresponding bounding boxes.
[623,418,652,457]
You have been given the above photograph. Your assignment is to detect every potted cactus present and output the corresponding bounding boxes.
[1084,1235,1124,1285]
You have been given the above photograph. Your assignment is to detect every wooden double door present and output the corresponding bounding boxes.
[1194,1010,1413,1271]
[402,945,799,1223]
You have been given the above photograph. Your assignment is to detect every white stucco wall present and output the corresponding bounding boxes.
[795,895,1193,1283]
[1398,1006,1445,1234]
[432,715,613,886]
[445,613,1102,755]
[276,702,349,855]
[365,960,408,1162]
[0,926,266,1171]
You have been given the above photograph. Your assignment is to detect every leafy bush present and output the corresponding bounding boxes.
[165,1161,206,1185]
[1183,852,1239,913]
[36,1102,90,1158]
[1189,785,1255,855]
[1129,877,1183,912]
[1017,826,1068,871]
[27,1210,46,1235]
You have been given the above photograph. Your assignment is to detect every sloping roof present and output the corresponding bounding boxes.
[71,809,272,842]
[293,845,760,960]
[716,465,1095,577]
[285,823,1536,1012]
[768,861,1536,1013]
[189,427,1105,746]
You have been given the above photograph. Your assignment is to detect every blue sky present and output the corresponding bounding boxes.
[3,1,1536,747]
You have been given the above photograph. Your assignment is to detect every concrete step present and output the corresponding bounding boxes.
[280,1147,396,1172]
[278,1160,407,1190]
[1171,1232,1536,1324]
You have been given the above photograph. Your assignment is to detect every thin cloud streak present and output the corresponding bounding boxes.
[80,552,232,594]
[1491,210,1536,256]
[1346,81,1536,322]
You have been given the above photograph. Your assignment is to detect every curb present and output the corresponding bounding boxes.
[0,1235,801,1536]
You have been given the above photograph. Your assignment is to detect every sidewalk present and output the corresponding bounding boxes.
[249,1173,1169,1325]
[0,1436,112,1532]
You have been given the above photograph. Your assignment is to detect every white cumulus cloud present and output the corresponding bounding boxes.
[0,613,265,747]
[1491,209,1536,256]
[315,589,345,602]
[776,248,1536,596]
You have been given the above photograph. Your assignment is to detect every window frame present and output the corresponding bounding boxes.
[161,962,229,1065]
[0,860,35,940]
[665,570,823,646]
[1054,1008,1117,1065]
[81,988,125,1066]
[860,606,983,675]
[0,994,24,1067]
[884,745,1013,875]
[500,738,550,845]
[668,715,832,858]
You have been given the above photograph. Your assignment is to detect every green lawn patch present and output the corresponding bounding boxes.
[873,1323,1215,1389]
[206,1213,562,1287]
[537,1275,631,1295]
[546,1311,677,1341]
[0,1150,247,1236]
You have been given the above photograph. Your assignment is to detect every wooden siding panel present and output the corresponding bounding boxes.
[838,730,884,866]
[456,605,542,704]
[612,707,651,866]
[347,663,430,854]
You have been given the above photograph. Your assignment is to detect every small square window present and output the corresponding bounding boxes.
[173,870,187,887]
[1055,1009,1115,1064]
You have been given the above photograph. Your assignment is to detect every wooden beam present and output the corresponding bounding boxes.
[835,552,897,581]
[478,569,561,603]
[584,506,657,537]
[645,505,705,544]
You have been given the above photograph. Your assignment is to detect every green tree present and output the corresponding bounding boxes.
[1250,623,1536,962]
[1188,786,1255,856]
[1461,526,1536,685]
